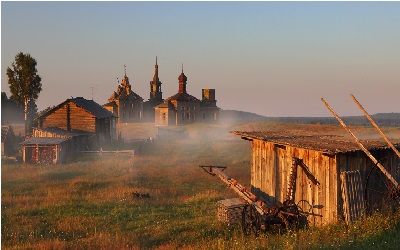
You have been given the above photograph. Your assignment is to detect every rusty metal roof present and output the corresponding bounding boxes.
[21,137,70,145]
[33,127,92,137]
[231,130,398,154]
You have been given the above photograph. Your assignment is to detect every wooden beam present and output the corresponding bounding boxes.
[350,94,400,158]
[321,98,399,188]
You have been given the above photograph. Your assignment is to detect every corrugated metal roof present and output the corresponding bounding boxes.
[21,137,70,145]
[231,130,398,154]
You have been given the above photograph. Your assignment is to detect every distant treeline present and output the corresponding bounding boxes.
[220,110,400,127]
[1,92,24,124]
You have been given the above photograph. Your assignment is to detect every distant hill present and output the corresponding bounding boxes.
[219,110,400,126]
[219,110,268,124]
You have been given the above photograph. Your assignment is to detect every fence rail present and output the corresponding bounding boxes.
[78,150,134,158]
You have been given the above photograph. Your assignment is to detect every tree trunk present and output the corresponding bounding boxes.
[24,97,28,136]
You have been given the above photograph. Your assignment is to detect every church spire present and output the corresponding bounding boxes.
[149,56,162,101]
[178,63,188,94]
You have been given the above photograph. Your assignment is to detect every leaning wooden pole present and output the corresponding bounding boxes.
[350,94,400,158]
[321,98,399,188]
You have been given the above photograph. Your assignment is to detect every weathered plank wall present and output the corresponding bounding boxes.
[41,102,96,133]
[251,139,338,226]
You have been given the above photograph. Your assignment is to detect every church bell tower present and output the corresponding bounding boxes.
[149,56,163,101]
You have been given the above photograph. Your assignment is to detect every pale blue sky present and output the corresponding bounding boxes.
[2,2,400,116]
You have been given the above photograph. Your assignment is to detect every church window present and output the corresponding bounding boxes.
[162,113,166,121]
[186,113,190,121]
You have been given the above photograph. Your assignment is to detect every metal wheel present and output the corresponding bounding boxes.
[241,204,261,236]
[280,200,300,229]
[365,158,400,214]
[297,200,315,227]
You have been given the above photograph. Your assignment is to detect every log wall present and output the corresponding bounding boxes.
[41,102,97,133]
[251,140,338,226]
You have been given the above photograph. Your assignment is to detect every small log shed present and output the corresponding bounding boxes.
[232,130,400,226]
[21,137,72,164]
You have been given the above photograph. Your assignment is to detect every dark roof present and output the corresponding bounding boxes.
[21,137,70,145]
[166,92,200,102]
[69,97,116,118]
[38,97,116,120]
[33,127,91,137]
[102,102,116,107]
[231,130,398,154]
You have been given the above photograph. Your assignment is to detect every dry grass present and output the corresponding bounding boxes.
[2,122,400,249]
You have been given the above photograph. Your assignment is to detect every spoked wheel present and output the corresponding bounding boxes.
[365,158,400,215]
[241,204,261,236]
[297,200,315,227]
[279,200,301,229]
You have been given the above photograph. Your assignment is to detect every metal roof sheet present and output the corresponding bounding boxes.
[21,137,70,145]
[231,130,397,154]
[33,127,92,137]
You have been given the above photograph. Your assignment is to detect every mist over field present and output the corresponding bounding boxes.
[2,119,400,249]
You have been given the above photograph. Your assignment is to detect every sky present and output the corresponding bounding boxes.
[1,1,400,117]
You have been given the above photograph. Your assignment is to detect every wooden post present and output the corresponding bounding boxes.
[321,98,399,188]
[350,94,400,158]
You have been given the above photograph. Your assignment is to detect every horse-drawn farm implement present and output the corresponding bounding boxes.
[200,158,320,235]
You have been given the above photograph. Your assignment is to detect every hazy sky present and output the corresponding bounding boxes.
[2,2,400,117]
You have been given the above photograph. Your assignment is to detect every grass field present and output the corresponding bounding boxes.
[2,122,400,249]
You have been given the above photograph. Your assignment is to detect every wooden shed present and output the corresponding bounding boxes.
[232,130,400,226]
[37,97,117,147]
[21,137,72,164]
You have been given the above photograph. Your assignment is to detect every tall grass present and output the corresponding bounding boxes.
[2,123,400,249]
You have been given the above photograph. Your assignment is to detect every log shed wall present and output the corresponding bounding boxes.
[40,102,96,133]
[251,139,338,226]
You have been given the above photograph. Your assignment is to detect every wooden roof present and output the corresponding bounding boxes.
[38,97,116,120]
[21,137,70,145]
[70,97,116,118]
[231,130,397,154]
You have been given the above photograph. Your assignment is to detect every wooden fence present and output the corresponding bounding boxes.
[79,150,134,158]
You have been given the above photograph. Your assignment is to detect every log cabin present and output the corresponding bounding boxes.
[37,97,117,147]
[232,130,400,226]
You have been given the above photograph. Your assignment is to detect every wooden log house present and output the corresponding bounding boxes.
[37,97,117,146]
[232,130,400,226]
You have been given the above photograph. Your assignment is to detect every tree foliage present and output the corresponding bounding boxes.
[6,52,42,134]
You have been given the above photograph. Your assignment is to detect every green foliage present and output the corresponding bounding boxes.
[6,52,42,134]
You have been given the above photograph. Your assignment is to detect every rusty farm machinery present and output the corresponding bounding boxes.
[200,157,320,235]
